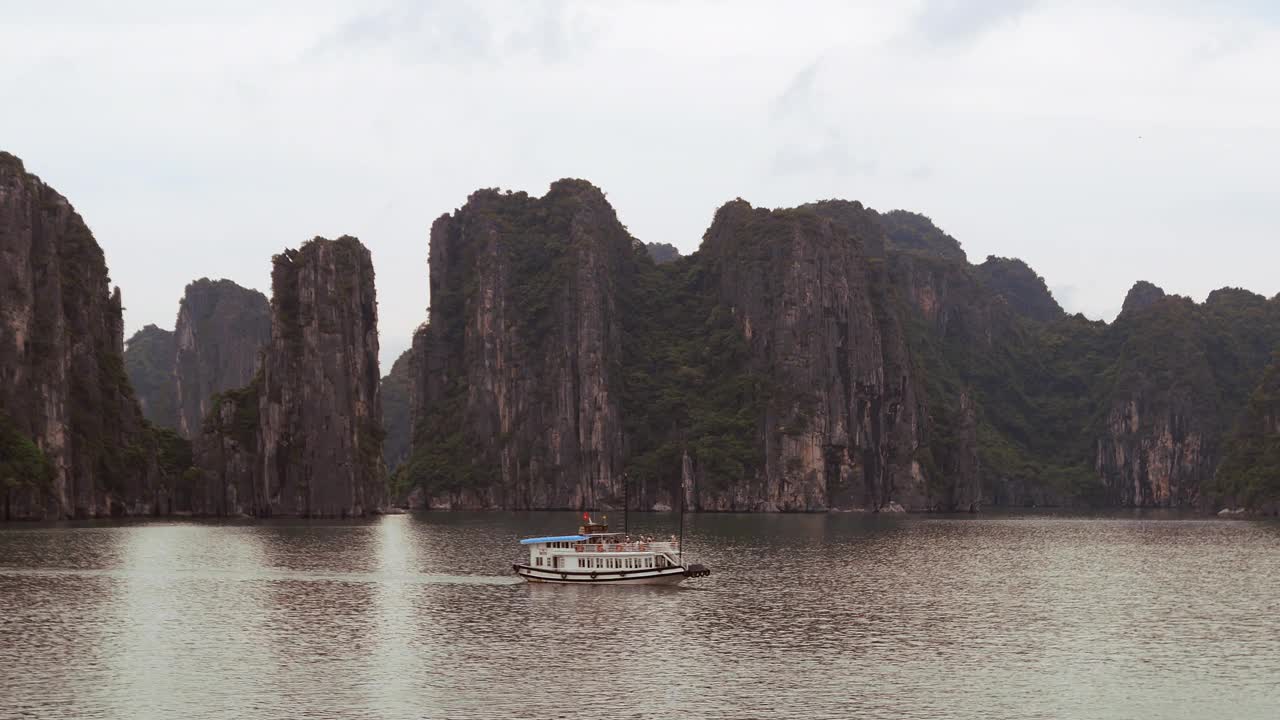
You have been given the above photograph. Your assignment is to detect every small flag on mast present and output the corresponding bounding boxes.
[583,512,589,521]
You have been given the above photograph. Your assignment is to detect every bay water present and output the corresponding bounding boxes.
[1,511,1277,719]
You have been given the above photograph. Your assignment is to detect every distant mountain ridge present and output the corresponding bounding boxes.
[4,148,1277,517]
[398,180,1280,514]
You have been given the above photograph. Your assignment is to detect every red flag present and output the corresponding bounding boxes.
[583,512,589,521]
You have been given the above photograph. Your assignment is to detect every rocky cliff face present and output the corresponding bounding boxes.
[381,348,413,473]
[405,187,981,512]
[0,151,163,519]
[124,324,178,429]
[407,182,632,510]
[124,279,269,439]
[173,279,270,438]
[691,199,942,510]
[400,181,1279,514]
[1094,289,1280,507]
[195,236,385,517]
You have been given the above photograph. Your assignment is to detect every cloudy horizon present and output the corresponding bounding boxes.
[3,0,1277,369]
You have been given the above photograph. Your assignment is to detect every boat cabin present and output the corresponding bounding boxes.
[512,515,708,584]
[519,531,680,572]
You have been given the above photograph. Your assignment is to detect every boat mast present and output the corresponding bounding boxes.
[623,472,629,535]
[678,472,684,564]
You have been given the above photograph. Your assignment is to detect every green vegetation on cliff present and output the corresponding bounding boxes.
[617,249,767,496]
[124,324,177,428]
[1211,353,1280,512]
[876,209,967,262]
[403,188,587,498]
[643,242,680,264]
[976,256,1064,323]
[401,182,1280,512]
[204,374,261,449]
[380,349,413,473]
[0,413,55,494]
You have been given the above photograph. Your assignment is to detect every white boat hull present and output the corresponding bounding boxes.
[513,564,690,585]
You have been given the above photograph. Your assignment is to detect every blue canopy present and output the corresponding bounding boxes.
[519,535,588,545]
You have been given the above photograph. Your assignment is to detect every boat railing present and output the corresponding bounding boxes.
[570,541,679,553]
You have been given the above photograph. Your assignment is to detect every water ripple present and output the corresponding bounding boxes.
[1,511,1277,720]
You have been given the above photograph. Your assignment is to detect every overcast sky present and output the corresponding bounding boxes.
[3,0,1278,369]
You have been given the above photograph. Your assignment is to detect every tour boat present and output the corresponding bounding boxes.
[513,515,710,585]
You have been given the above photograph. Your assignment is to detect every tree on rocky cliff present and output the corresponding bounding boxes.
[1211,352,1280,513]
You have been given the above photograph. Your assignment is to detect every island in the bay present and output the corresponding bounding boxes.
[1,150,1277,519]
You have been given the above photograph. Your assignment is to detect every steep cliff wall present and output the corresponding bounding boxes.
[691,199,937,510]
[381,348,413,473]
[406,189,983,512]
[0,151,163,519]
[407,182,633,509]
[173,279,270,438]
[195,236,385,517]
[124,279,269,439]
[405,181,1277,513]
[124,324,178,429]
